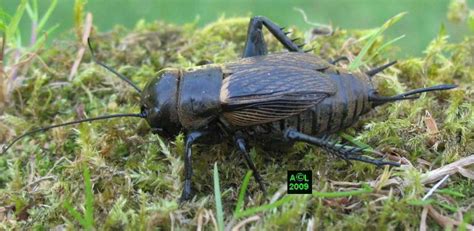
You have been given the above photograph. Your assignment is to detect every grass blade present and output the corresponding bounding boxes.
[233,170,253,217]
[437,189,465,198]
[349,12,407,71]
[338,132,373,150]
[356,29,378,42]
[28,24,59,51]
[233,162,373,219]
[312,184,373,198]
[83,166,94,229]
[6,0,27,40]
[234,196,293,219]
[63,166,94,230]
[0,9,10,31]
[63,200,87,227]
[366,34,405,63]
[213,163,225,231]
[407,199,434,206]
[435,201,458,213]
[38,0,58,33]
[25,1,37,23]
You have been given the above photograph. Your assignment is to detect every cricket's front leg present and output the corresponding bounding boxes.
[180,131,207,202]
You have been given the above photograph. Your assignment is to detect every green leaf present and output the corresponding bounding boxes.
[157,135,171,157]
[312,184,373,198]
[233,170,252,217]
[63,200,87,227]
[438,189,465,198]
[349,12,407,71]
[407,199,433,206]
[63,166,94,230]
[338,132,373,150]
[0,9,10,32]
[38,0,58,33]
[234,196,293,219]
[438,23,447,38]
[356,29,378,42]
[83,166,95,229]
[213,163,225,231]
[233,170,295,219]
[25,1,38,23]
[29,23,59,51]
[366,34,405,63]
[6,0,27,41]
[435,201,458,213]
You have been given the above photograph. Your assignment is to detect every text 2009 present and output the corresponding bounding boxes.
[289,183,309,191]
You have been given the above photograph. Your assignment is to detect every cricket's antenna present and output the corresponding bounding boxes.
[1,113,145,155]
[87,38,142,93]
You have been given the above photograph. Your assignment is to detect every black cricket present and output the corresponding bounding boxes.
[2,16,457,201]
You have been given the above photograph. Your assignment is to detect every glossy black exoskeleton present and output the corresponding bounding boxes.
[2,16,457,201]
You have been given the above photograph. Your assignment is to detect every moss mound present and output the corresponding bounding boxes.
[0,17,473,229]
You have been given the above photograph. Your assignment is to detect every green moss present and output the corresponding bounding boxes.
[0,15,473,230]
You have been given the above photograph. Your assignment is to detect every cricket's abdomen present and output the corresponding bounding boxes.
[243,74,372,144]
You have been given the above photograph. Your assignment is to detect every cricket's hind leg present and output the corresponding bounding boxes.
[242,17,268,57]
[242,16,304,57]
[283,129,400,167]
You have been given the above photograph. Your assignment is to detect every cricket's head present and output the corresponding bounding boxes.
[141,69,182,138]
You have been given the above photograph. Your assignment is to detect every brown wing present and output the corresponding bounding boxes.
[220,66,336,126]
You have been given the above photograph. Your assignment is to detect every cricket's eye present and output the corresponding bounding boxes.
[369,89,379,96]
[151,127,163,134]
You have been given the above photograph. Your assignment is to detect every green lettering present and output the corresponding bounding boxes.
[290,175,296,181]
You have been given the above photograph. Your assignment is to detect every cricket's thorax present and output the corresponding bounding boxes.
[177,65,223,130]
